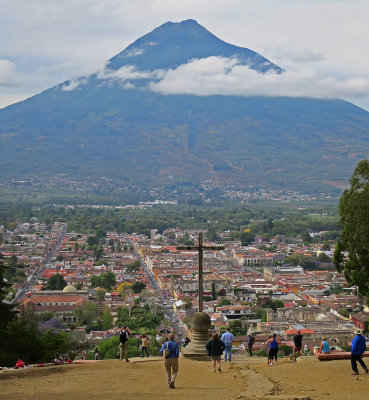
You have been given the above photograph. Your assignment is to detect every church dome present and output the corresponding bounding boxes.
[63,284,78,293]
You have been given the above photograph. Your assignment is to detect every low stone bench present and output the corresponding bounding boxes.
[315,351,369,361]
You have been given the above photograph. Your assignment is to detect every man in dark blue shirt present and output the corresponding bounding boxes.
[351,329,368,375]
[160,333,180,389]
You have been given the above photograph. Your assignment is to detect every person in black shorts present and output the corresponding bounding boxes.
[266,334,280,365]
[293,330,303,362]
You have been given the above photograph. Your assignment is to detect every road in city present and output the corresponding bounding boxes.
[128,236,186,339]
[11,223,67,304]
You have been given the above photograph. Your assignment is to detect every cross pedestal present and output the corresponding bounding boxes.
[177,233,224,360]
[181,312,211,360]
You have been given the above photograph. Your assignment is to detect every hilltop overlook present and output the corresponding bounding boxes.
[0,356,367,400]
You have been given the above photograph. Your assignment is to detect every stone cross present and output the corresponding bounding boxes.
[177,232,224,312]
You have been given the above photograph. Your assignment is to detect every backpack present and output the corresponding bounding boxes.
[120,330,128,343]
[163,342,170,358]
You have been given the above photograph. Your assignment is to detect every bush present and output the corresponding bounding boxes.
[97,336,140,359]
[279,345,293,356]
[253,349,268,357]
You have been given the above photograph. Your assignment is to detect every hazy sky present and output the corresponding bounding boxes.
[1,0,368,110]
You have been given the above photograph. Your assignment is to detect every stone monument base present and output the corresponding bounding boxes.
[181,311,211,361]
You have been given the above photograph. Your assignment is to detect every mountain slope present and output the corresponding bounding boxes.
[107,19,282,73]
[0,20,368,193]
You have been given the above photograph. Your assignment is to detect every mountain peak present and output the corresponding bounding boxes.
[107,20,282,73]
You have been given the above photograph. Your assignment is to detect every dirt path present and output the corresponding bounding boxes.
[234,356,369,400]
[1,355,368,400]
[0,358,244,400]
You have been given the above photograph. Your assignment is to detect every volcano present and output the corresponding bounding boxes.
[0,19,368,192]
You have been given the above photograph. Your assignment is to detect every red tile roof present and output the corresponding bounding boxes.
[284,329,315,335]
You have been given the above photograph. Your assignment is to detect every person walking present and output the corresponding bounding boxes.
[94,347,99,360]
[141,334,149,358]
[266,334,280,365]
[119,326,132,362]
[206,333,226,372]
[248,333,255,357]
[221,327,234,362]
[160,333,179,389]
[351,329,368,375]
[292,330,303,361]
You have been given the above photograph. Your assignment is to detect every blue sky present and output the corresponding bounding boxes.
[1,0,368,110]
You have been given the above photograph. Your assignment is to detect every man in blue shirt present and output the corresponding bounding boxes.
[160,333,180,388]
[221,327,234,362]
[351,329,368,375]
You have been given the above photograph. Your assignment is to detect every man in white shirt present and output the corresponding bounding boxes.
[221,327,234,362]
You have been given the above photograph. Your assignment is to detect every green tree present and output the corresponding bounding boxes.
[330,284,343,294]
[94,246,104,261]
[74,302,100,325]
[46,273,67,290]
[183,296,193,311]
[300,257,316,270]
[334,160,369,301]
[9,255,18,266]
[102,307,114,330]
[271,300,284,310]
[91,271,116,290]
[338,308,349,318]
[318,252,331,263]
[0,263,16,334]
[0,311,71,366]
[95,229,107,239]
[301,231,312,244]
[228,320,246,336]
[87,236,99,247]
[322,243,331,251]
[216,298,232,307]
[132,281,146,294]
[206,227,217,241]
[116,306,130,327]
[38,311,55,322]
[126,261,140,274]
[211,281,217,300]
[241,230,254,246]
[15,270,26,282]
[95,289,106,302]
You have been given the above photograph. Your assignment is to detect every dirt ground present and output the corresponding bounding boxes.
[1,355,368,400]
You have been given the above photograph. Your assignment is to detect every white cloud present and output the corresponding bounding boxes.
[61,77,89,91]
[150,56,369,100]
[266,48,324,63]
[97,64,165,83]
[0,59,20,87]
[125,48,145,57]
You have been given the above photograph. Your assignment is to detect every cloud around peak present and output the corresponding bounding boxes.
[150,56,369,100]
[59,55,369,104]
